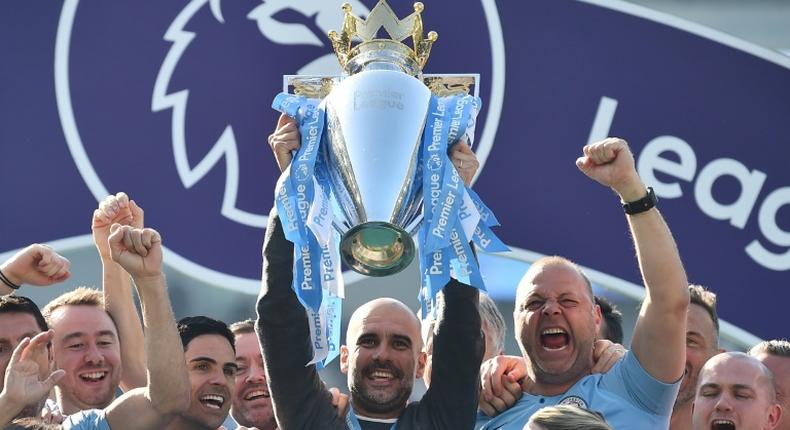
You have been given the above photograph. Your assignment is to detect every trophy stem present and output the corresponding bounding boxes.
[340,221,415,276]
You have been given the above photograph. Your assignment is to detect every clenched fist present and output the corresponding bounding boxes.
[575,137,647,202]
[108,224,163,280]
[0,244,70,288]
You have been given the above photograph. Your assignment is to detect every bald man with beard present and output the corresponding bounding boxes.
[256,207,483,429]
[257,115,484,429]
[476,138,689,430]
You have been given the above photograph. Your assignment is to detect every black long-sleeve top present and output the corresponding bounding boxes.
[256,209,483,430]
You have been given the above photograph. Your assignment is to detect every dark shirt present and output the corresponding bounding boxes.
[256,209,483,429]
[355,419,397,430]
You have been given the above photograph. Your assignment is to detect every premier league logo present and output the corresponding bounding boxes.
[55,0,504,291]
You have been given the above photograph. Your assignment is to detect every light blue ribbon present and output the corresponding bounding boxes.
[273,94,326,311]
[272,89,508,367]
[417,94,506,317]
[466,188,500,227]
[423,96,475,252]
[446,219,485,291]
[310,287,342,369]
[272,92,339,368]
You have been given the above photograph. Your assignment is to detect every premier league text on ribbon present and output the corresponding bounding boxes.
[270,0,507,366]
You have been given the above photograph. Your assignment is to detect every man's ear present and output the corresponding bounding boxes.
[415,351,428,379]
[768,403,782,429]
[593,303,602,333]
[340,345,349,374]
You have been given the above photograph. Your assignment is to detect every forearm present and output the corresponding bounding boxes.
[135,275,189,415]
[432,246,484,379]
[435,281,483,381]
[102,258,147,391]
[257,209,341,428]
[0,262,20,295]
[626,204,689,382]
[626,208,689,308]
[423,279,483,426]
[578,139,688,382]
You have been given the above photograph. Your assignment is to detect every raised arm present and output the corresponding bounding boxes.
[0,244,70,295]
[92,193,147,390]
[417,144,485,428]
[576,137,689,383]
[256,208,344,429]
[257,115,344,429]
[104,225,190,430]
[420,279,483,428]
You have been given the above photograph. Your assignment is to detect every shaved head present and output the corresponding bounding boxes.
[341,297,426,418]
[700,352,777,400]
[346,298,423,350]
[516,257,594,304]
[693,352,782,430]
[513,256,601,390]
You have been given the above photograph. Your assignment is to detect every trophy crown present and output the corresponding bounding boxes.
[328,0,438,75]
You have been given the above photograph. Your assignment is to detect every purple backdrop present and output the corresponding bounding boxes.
[1,0,788,340]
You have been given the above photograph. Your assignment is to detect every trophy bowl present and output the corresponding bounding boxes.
[324,68,431,276]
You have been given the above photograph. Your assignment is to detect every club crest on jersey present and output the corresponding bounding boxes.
[558,395,589,409]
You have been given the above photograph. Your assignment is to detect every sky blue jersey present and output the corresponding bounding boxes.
[476,351,680,430]
[62,409,110,430]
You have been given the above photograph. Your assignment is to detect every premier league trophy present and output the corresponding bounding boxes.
[271,0,506,366]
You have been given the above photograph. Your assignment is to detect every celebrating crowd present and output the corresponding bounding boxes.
[0,117,787,430]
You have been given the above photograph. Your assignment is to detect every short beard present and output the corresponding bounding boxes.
[231,408,276,430]
[675,374,697,407]
[71,385,116,410]
[350,362,411,416]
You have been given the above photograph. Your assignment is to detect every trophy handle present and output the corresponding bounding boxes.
[283,74,480,100]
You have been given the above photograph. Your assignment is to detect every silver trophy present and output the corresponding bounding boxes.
[283,1,478,276]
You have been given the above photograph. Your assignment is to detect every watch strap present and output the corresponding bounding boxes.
[622,187,657,215]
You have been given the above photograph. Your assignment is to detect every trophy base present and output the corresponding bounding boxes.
[340,222,415,277]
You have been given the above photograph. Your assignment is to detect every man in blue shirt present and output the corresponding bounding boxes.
[66,225,190,430]
[2,225,190,430]
[477,138,688,429]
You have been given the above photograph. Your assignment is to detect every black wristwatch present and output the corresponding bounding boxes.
[622,187,657,215]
